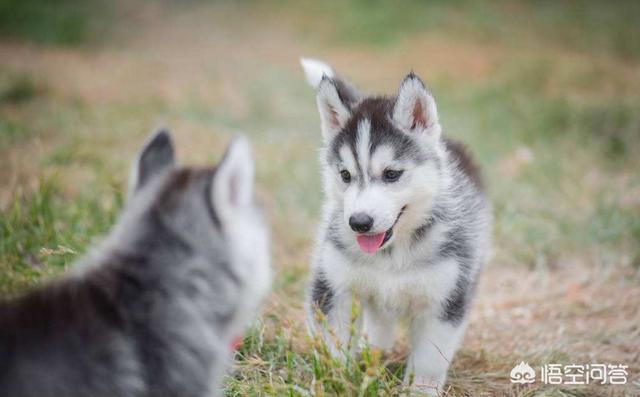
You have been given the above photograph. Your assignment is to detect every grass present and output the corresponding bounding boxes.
[0,179,122,295]
[435,60,640,268]
[227,321,410,396]
[0,0,112,45]
[0,119,29,148]
[0,75,40,105]
[0,0,639,395]
[284,0,640,60]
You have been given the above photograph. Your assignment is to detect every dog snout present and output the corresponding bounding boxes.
[349,213,374,233]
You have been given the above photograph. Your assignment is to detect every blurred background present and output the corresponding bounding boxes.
[0,1,638,395]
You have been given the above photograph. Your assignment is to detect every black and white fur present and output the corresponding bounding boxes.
[301,58,491,395]
[0,129,271,397]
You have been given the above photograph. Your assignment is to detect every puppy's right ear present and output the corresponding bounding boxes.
[301,58,362,142]
[316,76,352,141]
[129,128,175,195]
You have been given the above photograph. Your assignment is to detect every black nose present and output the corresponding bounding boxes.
[349,213,374,233]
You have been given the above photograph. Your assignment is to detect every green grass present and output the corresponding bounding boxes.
[227,324,409,396]
[0,75,40,105]
[0,118,29,148]
[0,179,123,295]
[284,0,640,59]
[430,59,640,267]
[0,74,45,147]
[0,0,112,45]
[224,313,632,396]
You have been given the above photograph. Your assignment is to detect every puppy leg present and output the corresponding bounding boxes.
[318,292,362,357]
[362,302,395,351]
[308,272,361,357]
[405,313,466,395]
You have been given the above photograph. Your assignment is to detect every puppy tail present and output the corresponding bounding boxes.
[300,57,334,88]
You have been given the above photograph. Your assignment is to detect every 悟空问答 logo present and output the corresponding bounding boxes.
[510,361,536,384]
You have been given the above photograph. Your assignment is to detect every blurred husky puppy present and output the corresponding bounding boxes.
[301,58,491,395]
[0,130,271,397]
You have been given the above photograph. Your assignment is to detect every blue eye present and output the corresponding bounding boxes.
[383,169,403,182]
[340,170,351,183]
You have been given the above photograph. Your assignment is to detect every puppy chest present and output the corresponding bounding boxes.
[349,272,436,312]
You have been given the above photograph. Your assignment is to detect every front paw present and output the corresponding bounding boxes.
[404,372,444,396]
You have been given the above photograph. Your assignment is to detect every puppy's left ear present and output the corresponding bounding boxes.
[211,136,254,222]
[393,73,441,139]
[129,128,175,195]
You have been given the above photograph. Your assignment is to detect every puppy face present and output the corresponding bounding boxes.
[301,62,444,254]
[328,116,441,252]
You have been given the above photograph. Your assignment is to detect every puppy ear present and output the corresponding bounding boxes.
[316,76,352,141]
[211,136,254,221]
[301,58,362,142]
[129,128,175,194]
[393,73,441,139]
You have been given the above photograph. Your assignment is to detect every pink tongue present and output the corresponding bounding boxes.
[356,232,386,254]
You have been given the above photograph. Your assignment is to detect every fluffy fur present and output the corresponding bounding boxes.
[302,59,491,395]
[0,129,271,397]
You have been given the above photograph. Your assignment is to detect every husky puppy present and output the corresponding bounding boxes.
[0,130,271,397]
[301,58,491,394]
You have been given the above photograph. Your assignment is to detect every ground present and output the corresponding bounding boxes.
[0,1,639,396]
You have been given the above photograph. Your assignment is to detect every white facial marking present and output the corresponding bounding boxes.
[339,145,357,177]
[370,145,396,177]
[355,118,371,178]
